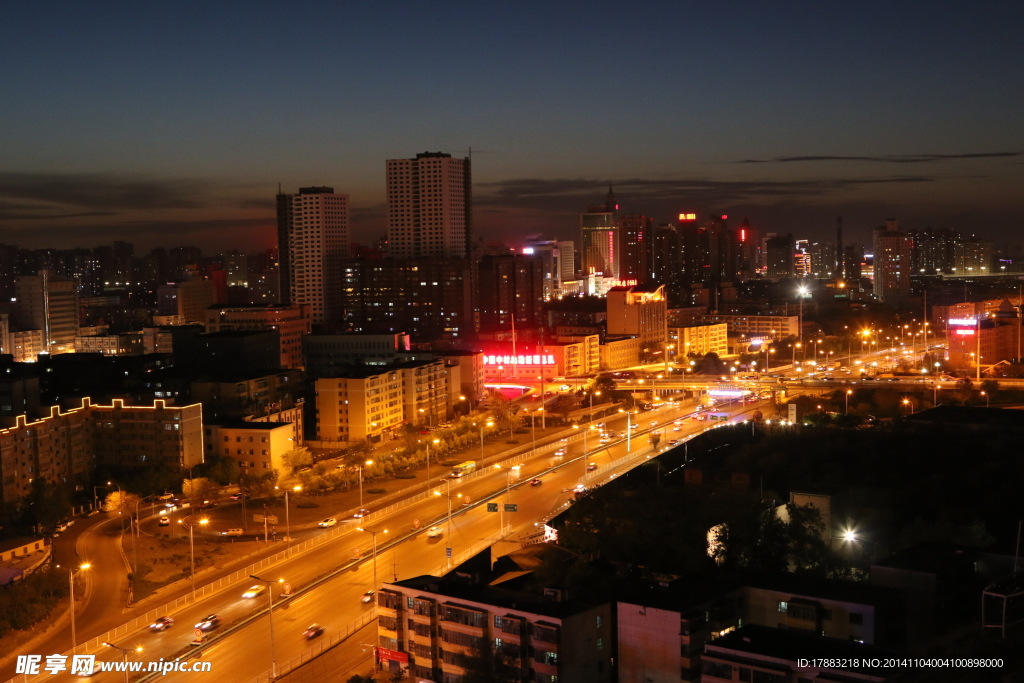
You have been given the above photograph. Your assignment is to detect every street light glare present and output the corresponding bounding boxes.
[80,563,91,570]
[843,531,857,542]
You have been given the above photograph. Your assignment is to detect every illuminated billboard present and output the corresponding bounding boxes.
[483,354,555,366]
[948,318,977,326]
[678,213,697,222]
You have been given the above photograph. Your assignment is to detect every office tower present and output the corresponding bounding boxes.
[12,270,79,354]
[650,223,681,286]
[523,238,575,299]
[156,273,217,325]
[618,214,650,284]
[0,244,16,302]
[386,152,471,259]
[954,235,993,275]
[275,186,350,324]
[580,186,619,279]
[166,246,203,280]
[766,234,796,278]
[872,220,913,304]
[606,285,668,347]
[205,303,312,369]
[679,215,738,286]
[844,244,864,284]
[477,253,545,332]
[736,217,758,278]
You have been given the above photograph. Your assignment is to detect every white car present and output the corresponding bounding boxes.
[222,528,244,537]
[426,526,443,538]
[242,584,266,599]
[554,448,566,456]
[318,518,337,528]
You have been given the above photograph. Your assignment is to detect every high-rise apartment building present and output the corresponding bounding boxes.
[523,238,575,299]
[204,303,312,369]
[339,258,473,341]
[953,235,993,275]
[386,152,471,259]
[580,187,619,279]
[477,254,545,333]
[13,270,79,354]
[275,186,350,324]
[909,227,957,274]
[872,220,913,304]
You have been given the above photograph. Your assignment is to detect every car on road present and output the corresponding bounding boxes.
[157,493,174,501]
[353,508,369,518]
[303,624,325,639]
[221,528,244,537]
[229,493,242,501]
[586,463,598,472]
[649,421,658,427]
[198,500,218,510]
[158,517,170,526]
[318,518,338,528]
[426,526,443,538]
[668,439,679,446]
[554,448,566,456]
[530,478,543,487]
[242,584,266,599]
[361,590,375,603]
[599,436,612,444]
[195,614,221,631]
[149,616,174,632]
[56,522,69,532]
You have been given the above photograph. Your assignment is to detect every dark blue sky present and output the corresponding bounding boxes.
[1,1,1021,251]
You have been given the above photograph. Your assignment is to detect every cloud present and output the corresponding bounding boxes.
[737,152,1022,164]
[0,172,212,214]
[477,175,938,211]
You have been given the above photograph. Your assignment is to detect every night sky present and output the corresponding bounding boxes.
[1,1,1022,252]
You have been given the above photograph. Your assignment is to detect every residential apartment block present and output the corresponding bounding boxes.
[0,398,203,513]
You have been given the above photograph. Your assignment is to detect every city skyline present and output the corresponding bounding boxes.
[1,2,1022,251]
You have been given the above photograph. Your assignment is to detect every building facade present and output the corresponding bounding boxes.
[581,188,619,281]
[204,421,294,475]
[276,186,350,324]
[315,368,404,442]
[386,152,471,260]
[204,303,312,369]
[606,285,668,348]
[872,220,912,304]
[671,323,729,359]
[13,270,78,354]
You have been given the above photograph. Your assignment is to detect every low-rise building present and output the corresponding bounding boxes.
[378,557,613,682]
[302,333,412,379]
[600,335,641,370]
[74,333,143,356]
[204,421,294,475]
[396,359,450,427]
[315,367,403,443]
[480,335,600,379]
[693,314,798,339]
[671,323,728,359]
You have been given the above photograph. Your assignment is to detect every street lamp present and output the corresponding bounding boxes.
[845,390,853,414]
[102,641,142,683]
[179,517,209,600]
[428,438,440,482]
[981,390,990,408]
[357,527,389,601]
[357,460,373,511]
[278,485,301,555]
[433,481,457,568]
[530,408,543,456]
[478,421,493,459]
[67,562,90,656]
[902,398,914,414]
[249,575,284,680]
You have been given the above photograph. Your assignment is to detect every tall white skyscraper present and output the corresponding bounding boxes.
[386,152,471,259]
[276,186,349,324]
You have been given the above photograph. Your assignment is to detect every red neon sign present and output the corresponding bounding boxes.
[484,354,555,366]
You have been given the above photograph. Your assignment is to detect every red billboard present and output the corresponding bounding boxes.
[376,647,409,664]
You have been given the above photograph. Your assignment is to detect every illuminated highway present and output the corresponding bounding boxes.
[12,393,783,683]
